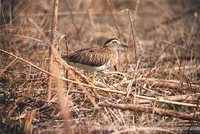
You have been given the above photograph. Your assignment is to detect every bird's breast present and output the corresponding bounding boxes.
[106,50,118,67]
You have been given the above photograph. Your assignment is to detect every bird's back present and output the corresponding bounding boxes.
[63,47,118,69]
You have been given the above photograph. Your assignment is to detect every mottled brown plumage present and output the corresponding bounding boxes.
[65,47,117,66]
[62,38,127,72]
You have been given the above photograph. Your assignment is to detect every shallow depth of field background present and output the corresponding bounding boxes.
[0,0,200,133]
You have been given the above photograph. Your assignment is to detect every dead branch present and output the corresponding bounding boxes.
[134,95,197,107]
[138,77,200,90]
[99,103,200,121]
[159,93,200,101]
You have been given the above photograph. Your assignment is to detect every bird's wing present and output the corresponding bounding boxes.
[64,47,111,66]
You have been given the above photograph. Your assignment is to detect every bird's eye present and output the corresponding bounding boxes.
[112,41,117,44]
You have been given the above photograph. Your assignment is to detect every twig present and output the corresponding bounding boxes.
[64,0,79,38]
[106,0,121,39]
[134,0,140,18]
[99,103,200,121]
[138,77,200,91]
[14,11,120,17]
[187,12,197,47]
[138,65,200,76]
[127,10,137,61]
[114,127,175,134]
[24,109,37,133]
[126,59,140,98]
[77,4,92,40]
[159,93,200,101]
[134,95,197,107]
[0,57,17,75]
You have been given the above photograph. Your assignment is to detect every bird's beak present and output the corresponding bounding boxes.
[121,43,128,48]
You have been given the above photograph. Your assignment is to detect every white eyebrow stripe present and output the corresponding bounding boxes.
[113,40,120,45]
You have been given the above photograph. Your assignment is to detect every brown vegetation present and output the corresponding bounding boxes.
[0,0,200,133]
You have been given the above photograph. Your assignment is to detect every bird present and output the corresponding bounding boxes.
[62,38,128,74]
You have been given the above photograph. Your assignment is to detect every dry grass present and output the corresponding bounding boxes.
[0,0,200,134]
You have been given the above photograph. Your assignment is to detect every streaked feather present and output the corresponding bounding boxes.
[63,47,117,67]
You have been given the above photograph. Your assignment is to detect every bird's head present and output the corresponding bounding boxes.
[103,38,128,49]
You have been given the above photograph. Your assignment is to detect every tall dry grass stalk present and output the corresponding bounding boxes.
[47,0,59,101]
[52,58,73,134]
[106,0,121,39]
[48,0,72,133]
